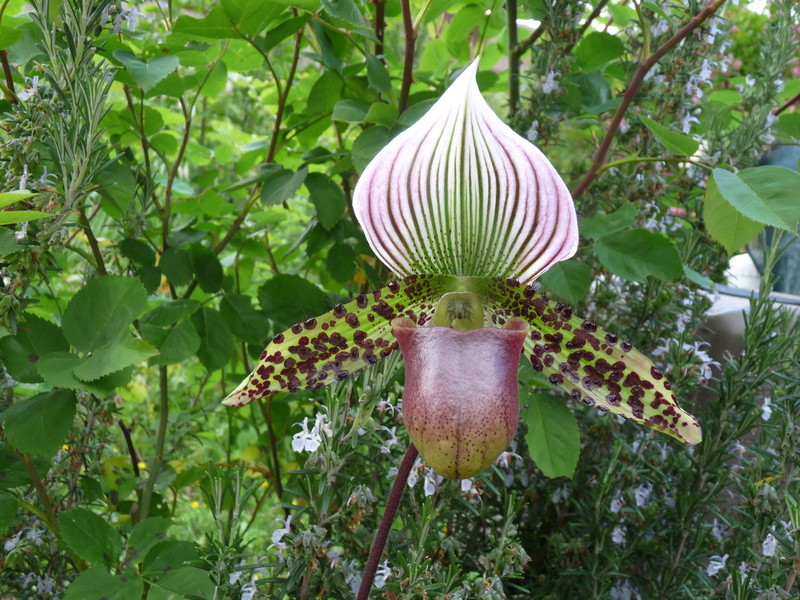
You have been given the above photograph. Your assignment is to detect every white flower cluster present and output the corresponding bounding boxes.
[706,553,728,577]
[610,578,642,600]
[291,413,331,453]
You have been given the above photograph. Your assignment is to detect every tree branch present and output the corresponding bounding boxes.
[571,0,727,199]
[398,0,416,113]
[774,91,800,116]
[507,0,519,117]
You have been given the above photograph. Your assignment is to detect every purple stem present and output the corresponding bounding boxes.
[356,444,419,600]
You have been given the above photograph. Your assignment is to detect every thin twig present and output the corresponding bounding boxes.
[0,50,16,102]
[373,0,386,61]
[398,0,416,113]
[266,13,304,164]
[511,22,544,58]
[571,0,727,199]
[774,91,800,116]
[356,444,419,600]
[507,0,519,117]
[77,208,107,276]
[118,419,140,478]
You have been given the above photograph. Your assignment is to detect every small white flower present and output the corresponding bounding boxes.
[494,451,521,470]
[738,562,749,575]
[612,525,627,546]
[15,221,28,241]
[541,71,560,94]
[26,526,44,546]
[423,469,442,496]
[711,518,727,543]
[19,164,30,190]
[762,532,777,557]
[460,478,478,494]
[634,483,652,508]
[761,397,772,421]
[379,426,399,454]
[346,572,362,595]
[551,485,571,504]
[610,490,624,514]
[526,120,539,143]
[374,560,391,588]
[4,530,24,552]
[17,77,39,101]
[406,458,421,488]
[270,515,292,556]
[241,581,257,600]
[650,20,669,37]
[610,579,641,600]
[706,554,728,577]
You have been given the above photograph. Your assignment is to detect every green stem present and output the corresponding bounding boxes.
[599,155,713,173]
[140,365,170,520]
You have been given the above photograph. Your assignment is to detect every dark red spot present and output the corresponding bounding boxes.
[304,318,317,330]
[345,313,360,328]
[291,324,302,334]
[333,304,346,318]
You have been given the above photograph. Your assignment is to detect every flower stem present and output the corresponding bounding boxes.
[357,444,419,600]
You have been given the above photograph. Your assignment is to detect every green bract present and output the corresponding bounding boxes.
[223,61,701,477]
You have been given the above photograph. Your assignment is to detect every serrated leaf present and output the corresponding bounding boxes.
[594,229,683,282]
[580,204,638,240]
[640,115,700,156]
[257,274,331,330]
[73,336,158,381]
[63,565,143,600]
[712,166,800,231]
[351,126,389,173]
[366,54,391,93]
[61,276,147,353]
[126,517,172,564]
[574,31,625,72]
[523,393,580,479]
[113,50,179,92]
[192,307,233,371]
[332,99,369,123]
[159,248,193,287]
[305,172,345,230]
[38,352,134,395]
[220,294,270,345]
[538,260,592,304]
[1,390,76,458]
[141,319,201,365]
[189,243,223,293]
[703,174,764,254]
[260,167,307,206]
[58,508,123,567]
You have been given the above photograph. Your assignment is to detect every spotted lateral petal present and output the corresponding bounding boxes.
[352,60,578,284]
[477,278,702,445]
[222,275,457,407]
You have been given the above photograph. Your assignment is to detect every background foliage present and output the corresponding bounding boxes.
[0,0,799,598]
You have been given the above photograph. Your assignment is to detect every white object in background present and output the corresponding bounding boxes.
[724,253,761,291]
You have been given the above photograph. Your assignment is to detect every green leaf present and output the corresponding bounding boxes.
[683,265,714,288]
[141,319,201,366]
[189,243,223,293]
[0,210,51,225]
[305,172,346,230]
[38,352,134,395]
[775,113,800,143]
[73,336,158,381]
[0,25,22,50]
[261,167,307,206]
[712,166,800,231]
[118,238,156,266]
[326,242,356,284]
[703,174,764,254]
[192,307,233,371]
[0,441,39,490]
[58,508,123,567]
[0,313,68,383]
[594,230,683,282]
[306,71,342,115]
[0,228,20,255]
[522,393,580,479]
[364,102,397,126]
[126,517,172,564]
[574,32,625,72]
[365,54,391,93]
[1,390,76,458]
[0,493,16,535]
[0,191,37,209]
[257,274,331,330]
[159,248,193,287]
[63,565,143,600]
[639,115,700,156]
[538,260,592,304]
[224,274,456,406]
[220,294,270,344]
[113,50,179,92]
[148,566,215,598]
[62,276,147,353]
[580,204,637,240]
[220,0,281,36]
[351,126,390,173]
[140,300,200,327]
[332,99,370,123]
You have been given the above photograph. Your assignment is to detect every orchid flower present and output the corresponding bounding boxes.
[223,60,701,479]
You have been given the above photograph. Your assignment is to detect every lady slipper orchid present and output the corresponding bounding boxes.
[223,60,701,479]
